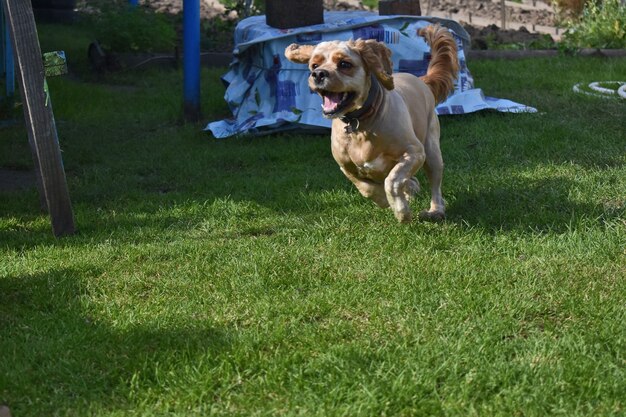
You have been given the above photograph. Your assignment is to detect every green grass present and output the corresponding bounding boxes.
[1,23,625,417]
[362,0,379,9]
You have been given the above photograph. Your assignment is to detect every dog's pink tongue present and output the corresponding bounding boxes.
[322,93,342,112]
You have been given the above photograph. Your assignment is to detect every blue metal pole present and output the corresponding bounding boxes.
[2,0,15,98]
[183,0,200,121]
[1,0,4,74]
[6,25,14,97]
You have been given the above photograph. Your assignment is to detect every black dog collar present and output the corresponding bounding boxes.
[340,74,382,134]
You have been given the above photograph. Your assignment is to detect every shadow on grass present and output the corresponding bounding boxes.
[0,134,352,248]
[441,109,626,171]
[0,161,619,248]
[446,175,619,233]
[1,111,624,248]
[0,267,233,415]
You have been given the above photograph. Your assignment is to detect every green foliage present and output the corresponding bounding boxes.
[0,77,21,121]
[361,0,379,8]
[562,0,626,49]
[91,5,176,53]
[484,33,557,50]
[220,0,265,16]
[0,96,19,122]
[202,16,238,52]
[202,0,264,52]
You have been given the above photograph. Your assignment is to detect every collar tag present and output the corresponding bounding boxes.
[343,118,359,134]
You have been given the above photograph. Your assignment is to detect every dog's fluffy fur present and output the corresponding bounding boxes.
[285,25,459,223]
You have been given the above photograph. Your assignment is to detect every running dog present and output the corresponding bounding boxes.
[284,25,459,223]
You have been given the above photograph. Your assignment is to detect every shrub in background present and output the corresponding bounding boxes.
[553,0,586,22]
[91,5,176,53]
[202,0,264,52]
[220,0,264,16]
[363,0,379,7]
[561,0,626,49]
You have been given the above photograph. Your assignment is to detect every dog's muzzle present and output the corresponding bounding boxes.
[311,69,329,85]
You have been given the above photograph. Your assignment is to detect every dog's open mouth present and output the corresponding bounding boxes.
[319,90,356,116]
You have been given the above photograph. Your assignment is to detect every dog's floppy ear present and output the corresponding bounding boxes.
[352,39,394,90]
[284,44,315,64]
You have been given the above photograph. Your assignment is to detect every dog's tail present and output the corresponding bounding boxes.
[419,25,459,104]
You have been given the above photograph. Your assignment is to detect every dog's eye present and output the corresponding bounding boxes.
[311,63,319,70]
[338,61,353,69]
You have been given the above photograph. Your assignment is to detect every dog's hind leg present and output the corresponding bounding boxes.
[419,117,446,221]
[340,168,389,208]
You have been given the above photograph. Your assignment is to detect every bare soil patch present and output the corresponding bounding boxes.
[142,0,556,27]
[138,0,558,49]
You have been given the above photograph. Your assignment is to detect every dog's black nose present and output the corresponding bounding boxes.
[311,69,329,84]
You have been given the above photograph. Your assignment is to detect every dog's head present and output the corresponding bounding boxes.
[285,39,394,118]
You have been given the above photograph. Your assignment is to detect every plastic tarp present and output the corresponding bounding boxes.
[206,11,536,138]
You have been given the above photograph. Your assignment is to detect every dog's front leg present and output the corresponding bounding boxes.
[384,149,424,223]
[340,168,389,208]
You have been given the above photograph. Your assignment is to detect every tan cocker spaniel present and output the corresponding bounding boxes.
[285,25,459,223]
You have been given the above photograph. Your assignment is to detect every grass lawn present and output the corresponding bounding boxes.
[1,22,625,417]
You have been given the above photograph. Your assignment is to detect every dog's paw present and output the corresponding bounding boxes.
[418,209,445,222]
[394,209,413,224]
[403,177,420,201]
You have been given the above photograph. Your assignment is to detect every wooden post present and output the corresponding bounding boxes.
[500,0,506,29]
[3,0,75,237]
